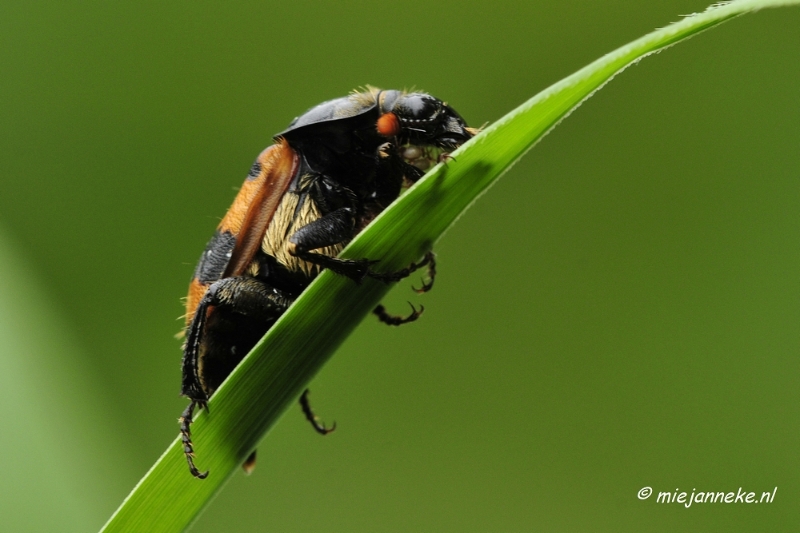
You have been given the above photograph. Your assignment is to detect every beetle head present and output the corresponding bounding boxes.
[378,91,475,149]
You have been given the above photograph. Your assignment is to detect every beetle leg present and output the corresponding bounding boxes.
[292,250,379,282]
[296,245,433,286]
[401,161,425,184]
[411,251,436,293]
[182,277,292,397]
[289,207,378,281]
[179,400,209,479]
[180,276,293,479]
[365,250,434,284]
[371,252,434,326]
[299,389,336,435]
[289,203,436,285]
[373,302,424,326]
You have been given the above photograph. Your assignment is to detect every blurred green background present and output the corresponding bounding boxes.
[2,1,798,531]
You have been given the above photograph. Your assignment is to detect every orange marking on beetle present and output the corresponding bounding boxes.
[376,112,400,137]
[218,146,280,235]
[185,278,208,326]
[223,139,299,278]
[186,139,298,324]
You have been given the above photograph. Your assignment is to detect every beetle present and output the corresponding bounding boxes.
[180,87,476,478]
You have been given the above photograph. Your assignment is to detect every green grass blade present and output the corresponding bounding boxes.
[101,1,800,530]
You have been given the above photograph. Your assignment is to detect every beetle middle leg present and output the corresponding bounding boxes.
[289,208,434,284]
[357,250,436,286]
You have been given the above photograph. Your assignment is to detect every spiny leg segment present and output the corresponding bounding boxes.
[180,400,209,479]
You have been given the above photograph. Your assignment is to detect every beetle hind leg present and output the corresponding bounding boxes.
[179,400,209,479]
[179,276,293,479]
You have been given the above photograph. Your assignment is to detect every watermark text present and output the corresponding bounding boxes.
[637,486,777,508]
